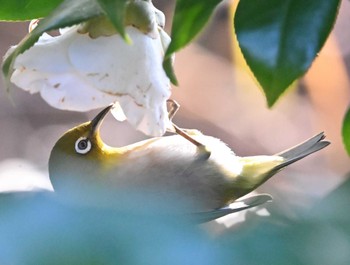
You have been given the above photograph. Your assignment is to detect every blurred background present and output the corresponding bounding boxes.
[0,0,349,219]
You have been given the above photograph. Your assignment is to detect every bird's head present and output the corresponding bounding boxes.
[48,105,116,190]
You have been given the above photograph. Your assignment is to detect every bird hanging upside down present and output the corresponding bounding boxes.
[49,104,330,214]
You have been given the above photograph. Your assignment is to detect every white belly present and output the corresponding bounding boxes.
[106,135,243,210]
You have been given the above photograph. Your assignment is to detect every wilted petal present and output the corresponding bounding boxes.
[9,25,172,136]
[68,27,171,135]
[11,28,115,111]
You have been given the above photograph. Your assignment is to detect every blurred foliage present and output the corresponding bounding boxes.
[1,177,350,264]
[219,175,350,265]
[0,189,227,265]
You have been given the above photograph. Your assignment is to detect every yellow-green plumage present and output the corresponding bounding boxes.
[49,106,330,211]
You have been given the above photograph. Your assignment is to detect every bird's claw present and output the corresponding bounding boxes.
[167,99,211,160]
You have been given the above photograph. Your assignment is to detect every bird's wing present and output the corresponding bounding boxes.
[189,194,273,223]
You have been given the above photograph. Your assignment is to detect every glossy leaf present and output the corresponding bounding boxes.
[342,107,350,156]
[164,0,223,83]
[235,0,341,107]
[0,0,63,21]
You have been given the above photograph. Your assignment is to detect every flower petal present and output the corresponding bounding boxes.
[9,25,172,136]
[68,26,171,135]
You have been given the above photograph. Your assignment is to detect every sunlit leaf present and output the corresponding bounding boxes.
[342,107,350,156]
[0,0,63,21]
[164,0,223,83]
[235,0,341,107]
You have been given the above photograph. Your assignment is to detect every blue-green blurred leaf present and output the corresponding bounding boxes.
[309,174,350,222]
[342,107,350,156]
[0,0,63,21]
[235,0,341,107]
[0,190,226,265]
[220,175,350,265]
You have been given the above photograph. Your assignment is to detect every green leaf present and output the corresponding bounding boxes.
[163,56,178,85]
[342,107,350,156]
[0,0,63,21]
[164,0,223,83]
[96,0,129,42]
[2,0,104,91]
[166,0,222,56]
[235,0,341,107]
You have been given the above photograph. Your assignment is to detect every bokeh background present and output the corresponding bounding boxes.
[0,0,349,221]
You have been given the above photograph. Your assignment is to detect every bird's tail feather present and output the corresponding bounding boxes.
[274,132,330,171]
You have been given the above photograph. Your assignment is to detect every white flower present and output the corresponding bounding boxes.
[9,21,172,136]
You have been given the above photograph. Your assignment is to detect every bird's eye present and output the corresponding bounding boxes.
[75,137,92,154]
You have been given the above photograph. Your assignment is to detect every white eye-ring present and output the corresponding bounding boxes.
[75,137,92,154]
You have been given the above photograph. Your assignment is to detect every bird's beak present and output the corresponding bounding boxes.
[90,104,114,135]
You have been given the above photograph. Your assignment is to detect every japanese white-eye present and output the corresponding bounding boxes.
[49,105,330,212]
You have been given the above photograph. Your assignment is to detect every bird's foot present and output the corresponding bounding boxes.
[167,99,211,159]
[167,99,180,121]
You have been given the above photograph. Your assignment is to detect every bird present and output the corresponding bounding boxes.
[49,104,330,213]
